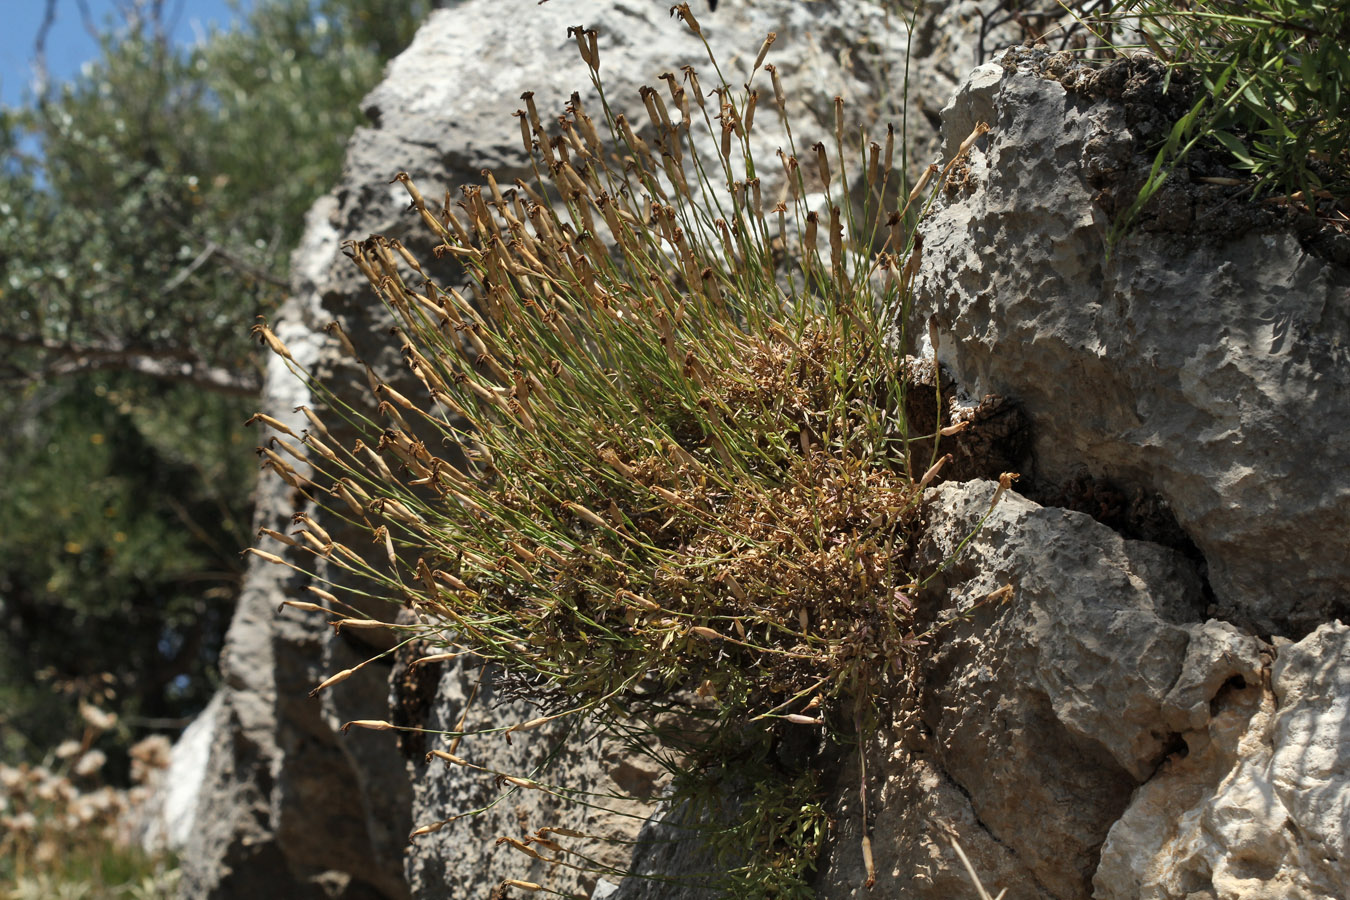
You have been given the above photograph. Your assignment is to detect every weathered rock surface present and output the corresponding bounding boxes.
[398,654,668,900]
[180,198,412,900]
[915,50,1350,637]
[815,480,1267,900]
[1096,621,1350,900]
[825,49,1350,900]
[135,691,219,854]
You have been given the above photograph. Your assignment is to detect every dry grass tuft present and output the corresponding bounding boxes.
[250,8,1009,896]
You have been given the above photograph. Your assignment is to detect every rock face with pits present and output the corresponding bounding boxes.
[916,49,1350,638]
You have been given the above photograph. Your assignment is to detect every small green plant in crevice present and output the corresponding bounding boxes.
[1082,0,1349,236]
[248,6,1010,896]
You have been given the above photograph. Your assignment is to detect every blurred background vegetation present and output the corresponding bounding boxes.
[0,0,439,784]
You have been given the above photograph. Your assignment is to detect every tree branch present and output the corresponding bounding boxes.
[1,334,263,396]
[32,0,58,98]
[161,225,291,290]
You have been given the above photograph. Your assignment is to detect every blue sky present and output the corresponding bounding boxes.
[1,0,252,108]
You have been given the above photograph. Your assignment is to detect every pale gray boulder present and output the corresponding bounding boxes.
[180,197,413,899]
[400,651,670,900]
[1096,621,1350,900]
[817,484,1346,900]
[816,48,1349,900]
[815,480,1266,900]
[133,691,220,855]
[915,50,1350,636]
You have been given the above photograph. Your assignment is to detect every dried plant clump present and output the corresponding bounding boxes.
[248,7,1007,896]
[1,716,177,896]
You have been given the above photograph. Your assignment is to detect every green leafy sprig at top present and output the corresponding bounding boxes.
[1084,0,1349,238]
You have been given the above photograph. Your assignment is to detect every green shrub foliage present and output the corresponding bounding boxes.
[0,0,434,771]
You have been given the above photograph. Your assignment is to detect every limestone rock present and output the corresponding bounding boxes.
[1096,621,1350,900]
[816,481,1267,900]
[134,692,219,854]
[328,0,933,308]
[826,50,1350,900]
[399,655,669,900]
[915,51,1350,636]
[180,198,413,899]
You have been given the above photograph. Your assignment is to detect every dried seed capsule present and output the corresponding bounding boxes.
[752,32,776,74]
